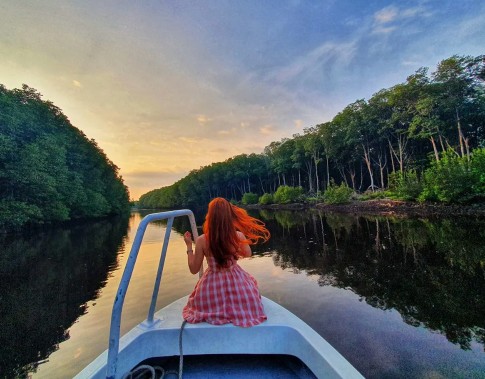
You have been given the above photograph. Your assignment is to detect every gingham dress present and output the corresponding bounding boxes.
[182,255,267,327]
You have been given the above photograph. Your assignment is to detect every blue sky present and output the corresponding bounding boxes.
[1,0,484,199]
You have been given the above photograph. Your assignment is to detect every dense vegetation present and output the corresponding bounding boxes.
[0,84,130,232]
[139,55,485,209]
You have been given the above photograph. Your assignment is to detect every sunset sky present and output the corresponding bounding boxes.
[1,1,484,199]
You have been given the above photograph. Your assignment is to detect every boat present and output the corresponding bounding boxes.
[75,210,364,379]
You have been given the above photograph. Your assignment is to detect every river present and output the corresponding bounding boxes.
[1,209,484,378]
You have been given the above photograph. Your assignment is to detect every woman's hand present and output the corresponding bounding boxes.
[185,232,205,274]
[184,231,193,248]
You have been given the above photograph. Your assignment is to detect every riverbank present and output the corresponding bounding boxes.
[245,199,485,218]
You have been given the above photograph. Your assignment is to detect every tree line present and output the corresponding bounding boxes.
[0,84,131,232]
[138,54,485,209]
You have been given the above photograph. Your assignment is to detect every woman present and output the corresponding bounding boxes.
[182,197,270,327]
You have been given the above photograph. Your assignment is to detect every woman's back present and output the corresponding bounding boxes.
[183,255,267,327]
[183,197,270,327]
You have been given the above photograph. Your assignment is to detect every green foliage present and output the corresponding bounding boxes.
[471,148,485,195]
[0,201,43,232]
[419,150,474,203]
[273,185,304,204]
[358,190,389,201]
[258,193,274,205]
[241,192,259,205]
[0,84,130,232]
[388,170,423,201]
[323,181,353,204]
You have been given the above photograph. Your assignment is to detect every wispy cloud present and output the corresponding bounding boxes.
[294,119,303,129]
[260,125,275,135]
[270,41,357,84]
[374,6,398,24]
[209,147,229,154]
[196,114,212,125]
[372,4,431,34]
[217,127,237,135]
[270,42,355,82]
[178,137,200,144]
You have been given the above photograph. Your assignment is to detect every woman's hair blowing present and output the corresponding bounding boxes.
[203,197,270,267]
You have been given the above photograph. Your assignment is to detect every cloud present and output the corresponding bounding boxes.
[373,25,397,35]
[372,5,431,34]
[270,41,357,84]
[217,127,237,135]
[374,6,398,24]
[197,114,211,125]
[178,136,200,144]
[259,125,275,135]
[208,147,229,154]
[294,119,303,129]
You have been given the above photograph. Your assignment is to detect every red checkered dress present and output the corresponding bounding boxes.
[183,255,267,327]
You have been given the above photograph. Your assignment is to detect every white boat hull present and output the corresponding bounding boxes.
[75,296,364,379]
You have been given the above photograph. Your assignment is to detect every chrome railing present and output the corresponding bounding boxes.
[106,210,200,379]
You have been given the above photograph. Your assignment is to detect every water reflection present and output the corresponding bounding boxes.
[255,210,485,352]
[0,215,130,378]
[2,208,484,378]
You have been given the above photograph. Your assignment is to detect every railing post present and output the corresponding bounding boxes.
[105,209,196,379]
[147,217,174,323]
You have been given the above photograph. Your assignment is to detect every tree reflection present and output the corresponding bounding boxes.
[257,210,485,351]
[0,215,130,378]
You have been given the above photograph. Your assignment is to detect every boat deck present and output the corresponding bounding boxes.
[76,296,364,378]
[139,354,317,378]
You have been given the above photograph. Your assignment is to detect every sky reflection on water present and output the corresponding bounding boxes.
[1,210,484,378]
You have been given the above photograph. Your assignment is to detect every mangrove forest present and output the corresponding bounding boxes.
[0,84,130,232]
[138,55,485,209]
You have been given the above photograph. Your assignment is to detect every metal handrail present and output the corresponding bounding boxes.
[105,210,200,379]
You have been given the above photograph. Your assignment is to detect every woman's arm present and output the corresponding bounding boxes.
[185,232,205,274]
[237,231,252,258]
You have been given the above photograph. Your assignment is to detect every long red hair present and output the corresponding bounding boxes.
[203,197,270,267]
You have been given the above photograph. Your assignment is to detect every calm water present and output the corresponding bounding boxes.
[1,209,485,379]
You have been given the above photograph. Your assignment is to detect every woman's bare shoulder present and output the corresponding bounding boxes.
[196,234,206,244]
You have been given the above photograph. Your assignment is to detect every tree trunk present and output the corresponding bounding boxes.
[388,135,407,173]
[456,108,465,158]
[388,140,396,173]
[430,136,440,161]
[305,160,314,193]
[314,153,320,194]
[439,134,446,153]
[362,144,375,191]
[378,154,386,189]
[338,165,348,186]
[359,163,364,192]
[348,166,356,191]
